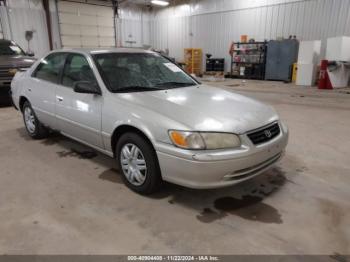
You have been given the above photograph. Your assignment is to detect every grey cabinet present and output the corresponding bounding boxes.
[265,40,299,81]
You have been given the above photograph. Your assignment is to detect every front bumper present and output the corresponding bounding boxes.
[156,122,289,189]
[0,76,12,98]
[0,84,11,104]
[0,79,12,87]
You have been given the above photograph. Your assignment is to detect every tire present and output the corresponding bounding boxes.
[116,132,162,194]
[22,101,49,139]
[0,87,11,107]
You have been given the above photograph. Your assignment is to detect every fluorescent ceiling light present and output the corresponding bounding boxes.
[151,0,169,6]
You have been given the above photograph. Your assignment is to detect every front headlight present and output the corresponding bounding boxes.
[168,130,205,149]
[200,132,241,149]
[169,130,240,150]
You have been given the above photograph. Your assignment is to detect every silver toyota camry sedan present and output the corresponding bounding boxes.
[11,48,288,194]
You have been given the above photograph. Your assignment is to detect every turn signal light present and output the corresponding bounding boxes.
[169,131,188,147]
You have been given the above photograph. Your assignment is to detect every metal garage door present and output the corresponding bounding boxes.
[57,1,115,48]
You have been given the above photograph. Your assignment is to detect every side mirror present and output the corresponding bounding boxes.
[73,81,101,95]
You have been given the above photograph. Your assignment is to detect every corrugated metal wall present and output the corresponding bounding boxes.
[118,4,151,48]
[2,0,350,65]
[149,0,350,70]
[0,7,3,39]
[0,0,50,58]
[0,21,3,39]
[0,0,151,53]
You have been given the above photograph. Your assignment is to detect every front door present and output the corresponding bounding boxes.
[55,53,104,149]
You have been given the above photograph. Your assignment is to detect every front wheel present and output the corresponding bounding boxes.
[116,132,162,194]
[22,101,49,139]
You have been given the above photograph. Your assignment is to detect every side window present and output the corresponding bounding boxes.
[62,54,96,88]
[33,53,66,83]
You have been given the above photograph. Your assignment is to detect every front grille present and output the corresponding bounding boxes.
[0,68,12,79]
[247,122,280,145]
[224,152,282,181]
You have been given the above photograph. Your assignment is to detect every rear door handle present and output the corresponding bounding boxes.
[57,96,63,102]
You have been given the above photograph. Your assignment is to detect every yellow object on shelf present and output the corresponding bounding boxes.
[292,63,298,82]
[240,35,248,43]
[184,48,202,75]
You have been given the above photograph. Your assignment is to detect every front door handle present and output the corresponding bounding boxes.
[57,96,63,102]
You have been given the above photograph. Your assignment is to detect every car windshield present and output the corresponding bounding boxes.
[93,52,197,92]
[0,42,25,56]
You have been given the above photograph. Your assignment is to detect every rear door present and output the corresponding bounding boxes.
[55,53,104,148]
[30,52,67,129]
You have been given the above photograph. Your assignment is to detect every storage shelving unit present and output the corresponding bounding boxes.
[230,41,267,80]
[184,48,202,75]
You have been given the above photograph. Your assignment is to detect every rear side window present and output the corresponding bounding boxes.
[62,54,96,88]
[33,53,67,83]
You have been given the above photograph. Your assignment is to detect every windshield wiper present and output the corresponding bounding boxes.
[113,86,165,93]
[155,81,196,87]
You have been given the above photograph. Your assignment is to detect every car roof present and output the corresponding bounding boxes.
[54,47,155,55]
[0,39,15,45]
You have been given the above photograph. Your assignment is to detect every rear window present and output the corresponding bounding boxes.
[33,53,67,83]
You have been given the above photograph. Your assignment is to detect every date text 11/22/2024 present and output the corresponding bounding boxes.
[127,255,219,261]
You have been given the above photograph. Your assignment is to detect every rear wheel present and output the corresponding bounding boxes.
[22,101,49,139]
[116,132,162,194]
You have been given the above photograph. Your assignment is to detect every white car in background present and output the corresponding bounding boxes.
[11,48,288,194]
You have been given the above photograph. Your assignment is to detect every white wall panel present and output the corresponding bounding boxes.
[0,5,3,39]
[2,0,350,67]
[117,4,151,47]
[0,7,11,40]
[0,14,3,39]
[149,0,350,70]
[7,0,43,9]
[1,2,50,58]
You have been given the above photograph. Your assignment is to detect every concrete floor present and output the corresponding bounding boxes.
[0,80,349,255]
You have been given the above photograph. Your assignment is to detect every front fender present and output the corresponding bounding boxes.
[112,119,157,147]
[102,95,191,153]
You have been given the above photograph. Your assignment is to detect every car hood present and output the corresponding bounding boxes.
[116,85,279,134]
[0,55,36,68]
